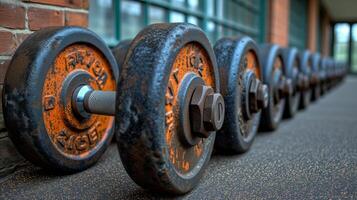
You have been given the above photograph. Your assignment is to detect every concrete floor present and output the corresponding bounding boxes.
[1,77,356,199]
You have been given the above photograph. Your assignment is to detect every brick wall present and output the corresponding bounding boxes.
[268,0,290,47]
[307,0,318,52]
[0,0,89,178]
[321,12,331,57]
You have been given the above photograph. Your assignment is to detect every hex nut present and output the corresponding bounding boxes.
[257,83,269,109]
[203,93,225,131]
[190,85,214,138]
[248,78,259,113]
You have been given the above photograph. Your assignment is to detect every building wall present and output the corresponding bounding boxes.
[307,0,318,52]
[0,0,88,178]
[321,12,332,56]
[268,0,289,46]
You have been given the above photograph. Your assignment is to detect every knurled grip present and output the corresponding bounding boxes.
[84,90,116,116]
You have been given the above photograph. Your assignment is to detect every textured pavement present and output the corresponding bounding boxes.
[1,77,357,199]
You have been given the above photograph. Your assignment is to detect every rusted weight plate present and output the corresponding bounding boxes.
[281,48,301,118]
[116,23,219,194]
[2,27,118,172]
[214,36,263,153]
[298,51,313,109]
[112,39,132,75]
[311,53,321,101]
[110,40,132,143]
[259,44,287,131]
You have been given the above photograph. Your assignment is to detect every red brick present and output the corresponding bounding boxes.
[28,8,64,30]
[268,0,289,46]
[13,33,31,51]
[0,59,10,84]
[0,3,26,29]
[308,0,318,52]
[23,0,88,9]
[65,11,88,27]
[0,31,31,56]
[0,31,15,55]
[82,0,89,9]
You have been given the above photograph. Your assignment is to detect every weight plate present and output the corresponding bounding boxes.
[116,23,219,194]
[112,39,131,75]
[259,44,286,131]
[326,58,335,89]
[311,53,321,101]
[3,27,118,172]
[298,50,312,109]
[214,36,262,153]
[320,57,328,95]
[281,48,301,118]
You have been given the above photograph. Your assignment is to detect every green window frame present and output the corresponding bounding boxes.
[90,0,267,46]
[289,0,308,50]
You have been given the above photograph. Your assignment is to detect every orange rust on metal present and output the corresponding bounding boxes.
[165,42,215,174]
[42,44,116,158]
[245,50,261,80]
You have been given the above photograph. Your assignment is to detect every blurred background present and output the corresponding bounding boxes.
[0,1,356,196]
[88,0,357,74]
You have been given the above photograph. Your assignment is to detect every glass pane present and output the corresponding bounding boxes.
[187,16,199,26]
[121,0,144,40]
[333,23,350,62]
[89,0,115,43]
[352,24,357,73]
[217,25,224,39]
[188,0,202,11]
[216,0,224,19]
[206,0,214,16]
[170,11,185,23]
[206,21,216,43]
[149,6,167,24]
[172,0,185,7]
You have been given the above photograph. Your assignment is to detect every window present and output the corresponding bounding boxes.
[89,0,116,44]
[351,24,357,73]
[289,0,308,50]
[89,0,267,46]
[332,23,357,74]
[333,23,350,62]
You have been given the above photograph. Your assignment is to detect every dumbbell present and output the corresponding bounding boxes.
[2,23,225,194]
[310,53,321,102]
[259,44,293,131]
[325,58,335,90]
[298,50,313,109]
[3,27,118,173]
[339,62,347,82]
[214,36,269,153]
[319,57,328,95]
[281,47,303,118]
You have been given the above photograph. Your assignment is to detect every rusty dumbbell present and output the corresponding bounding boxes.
[259,44,292,131]
[281,47,301,118]
[310,53,322,102]
[297,50,313,109]
[3,27,118,173]
[214,36,268,154]
[2,24,226,194]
